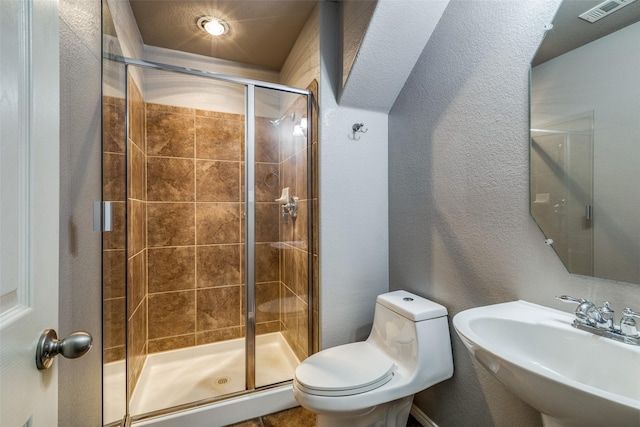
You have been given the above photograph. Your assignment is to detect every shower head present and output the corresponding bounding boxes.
[269,113,296,127]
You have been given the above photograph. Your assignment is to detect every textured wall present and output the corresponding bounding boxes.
[319,2,390,349]
[388,0,640,426]
[58,0,103,425]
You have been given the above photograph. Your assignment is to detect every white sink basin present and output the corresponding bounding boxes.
[453,301,640,427]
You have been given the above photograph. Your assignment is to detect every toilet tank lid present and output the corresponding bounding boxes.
[377,290,447,321]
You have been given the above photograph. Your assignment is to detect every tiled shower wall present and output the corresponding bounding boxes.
[102,73,318,392]
[103,93,126,364]
[278,81,318,360]
[127,74,148,395]
[101,71,147,398]
[144,102,284,352]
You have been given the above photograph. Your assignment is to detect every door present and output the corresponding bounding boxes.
[0,0,60,425]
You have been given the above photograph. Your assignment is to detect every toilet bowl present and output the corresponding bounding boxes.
[293,290,454,427]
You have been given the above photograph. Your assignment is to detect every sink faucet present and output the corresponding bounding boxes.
[556,295,640,346]
[555,295,605,327]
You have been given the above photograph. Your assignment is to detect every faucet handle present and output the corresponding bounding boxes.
[601,301,613,311]
[555,295,586,304]
[556,295,603,326]
[623,308,640,318]
[598,301,615,330]
[621,308,640,337]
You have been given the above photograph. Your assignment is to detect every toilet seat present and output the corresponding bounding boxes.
[295,342,396,397]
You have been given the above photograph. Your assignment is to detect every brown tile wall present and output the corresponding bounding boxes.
[144,103,285,353]
[103,94,127,364]
[127,74,148,397]
[100,72,148,399]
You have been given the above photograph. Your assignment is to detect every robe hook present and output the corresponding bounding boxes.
[348,123,368,140]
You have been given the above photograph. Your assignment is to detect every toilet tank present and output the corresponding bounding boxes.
[367,290,453,381]
[376,290,447,321]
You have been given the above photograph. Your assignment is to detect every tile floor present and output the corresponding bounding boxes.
[227,406,423,427]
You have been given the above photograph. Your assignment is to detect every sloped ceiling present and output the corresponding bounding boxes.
[339,0,450,112]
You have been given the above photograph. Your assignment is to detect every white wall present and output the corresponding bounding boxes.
[532,21,640,284]
[389,0,640,425]
[317,0,449,348]
[319,3,389,348]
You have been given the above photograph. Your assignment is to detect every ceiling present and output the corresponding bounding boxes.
[128,0,318,70]
[533,0,640,66]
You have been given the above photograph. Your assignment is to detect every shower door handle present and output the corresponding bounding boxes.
[35,329,93,370]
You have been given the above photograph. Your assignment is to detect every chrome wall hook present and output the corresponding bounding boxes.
[348,123,368,140]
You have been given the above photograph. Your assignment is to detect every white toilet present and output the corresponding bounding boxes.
[293,290,454,427]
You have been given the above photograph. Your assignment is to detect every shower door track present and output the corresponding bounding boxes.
[108,54,311,95]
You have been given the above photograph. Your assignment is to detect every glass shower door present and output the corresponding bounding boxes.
[124,64,249,418]
[252,88,311,389]
[102,52,128,427]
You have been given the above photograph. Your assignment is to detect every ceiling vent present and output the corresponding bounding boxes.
[579,0,638,23]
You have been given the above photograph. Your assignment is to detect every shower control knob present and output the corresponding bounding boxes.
[35,329,93,370]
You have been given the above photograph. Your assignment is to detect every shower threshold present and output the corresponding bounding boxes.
[104,332,300,423]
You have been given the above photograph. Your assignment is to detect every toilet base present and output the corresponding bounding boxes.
[315,395,414,427]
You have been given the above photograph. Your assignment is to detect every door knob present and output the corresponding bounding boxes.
[36,329,93,370]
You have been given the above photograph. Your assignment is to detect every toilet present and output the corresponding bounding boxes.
[293,290,454,427]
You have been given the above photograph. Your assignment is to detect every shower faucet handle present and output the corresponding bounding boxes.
[275,187,291,203]
[276,187,298,222]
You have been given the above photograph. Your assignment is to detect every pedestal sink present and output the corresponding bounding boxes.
[453,301,640,427]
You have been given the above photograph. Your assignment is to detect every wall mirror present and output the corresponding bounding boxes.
[530,0,640,285]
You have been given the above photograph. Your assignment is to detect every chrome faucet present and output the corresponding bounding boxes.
[556,295,640,346]
[555,295,604,327]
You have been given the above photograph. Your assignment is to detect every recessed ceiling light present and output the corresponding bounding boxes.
[197,16,229,37]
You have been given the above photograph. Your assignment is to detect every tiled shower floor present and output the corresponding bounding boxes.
[104,332,299,423]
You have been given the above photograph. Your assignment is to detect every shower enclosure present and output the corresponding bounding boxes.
[102,54,316,425]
